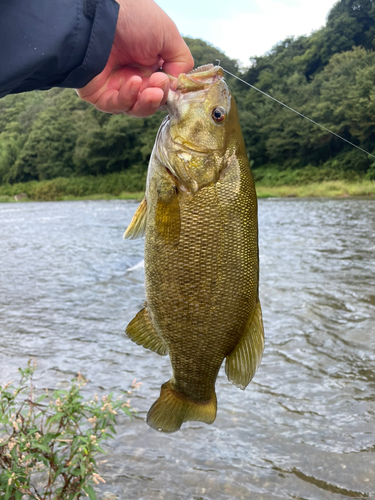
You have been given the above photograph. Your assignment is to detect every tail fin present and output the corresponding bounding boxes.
[147,381,217,433]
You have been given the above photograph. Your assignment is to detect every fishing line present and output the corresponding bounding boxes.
[215,60,375,161]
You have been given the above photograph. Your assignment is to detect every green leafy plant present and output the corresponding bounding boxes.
[366,161,375,181]
[0,360,139,499]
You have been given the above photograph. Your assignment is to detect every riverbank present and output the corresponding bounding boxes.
[256,180,375,198]
[0,192,145,203]
[0,172,374,202]
[0,172,146,202]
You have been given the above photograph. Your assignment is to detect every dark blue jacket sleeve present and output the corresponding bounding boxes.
[0,0,119,98]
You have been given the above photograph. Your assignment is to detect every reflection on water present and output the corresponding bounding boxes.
[0,198,374,499]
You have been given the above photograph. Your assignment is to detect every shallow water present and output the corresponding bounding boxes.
[0,198,374,499]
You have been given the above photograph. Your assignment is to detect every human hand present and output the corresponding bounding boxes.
[76,0,194,117]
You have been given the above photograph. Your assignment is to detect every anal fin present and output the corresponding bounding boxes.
[126,307,167,356]
[124,197,147,240]
[225,301,264,390]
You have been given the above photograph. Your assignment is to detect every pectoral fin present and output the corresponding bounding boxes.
[124,197,147,240]
[126,307,167,356]
[225,301,264,389]
[155,190,180,246]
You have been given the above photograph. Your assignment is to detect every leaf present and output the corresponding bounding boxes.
[46,412,63,426]
[52,389,67,399]
[52,464,65,482]
[80,461,86,478]
[32,442,50,453]
[93,445,106,454]
[40,456,49,467]
[4,485,13,500]
[83,485,96,500]
[36,394,48,403]
[42,431,56,444]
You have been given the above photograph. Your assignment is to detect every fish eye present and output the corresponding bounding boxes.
[211,107,226,123]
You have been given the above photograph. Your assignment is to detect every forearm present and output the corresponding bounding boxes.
[0,0,119,98]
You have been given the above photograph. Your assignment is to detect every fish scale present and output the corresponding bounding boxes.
[124,65,264,432]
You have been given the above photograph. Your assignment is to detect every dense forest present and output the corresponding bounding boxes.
[0,0,374,192]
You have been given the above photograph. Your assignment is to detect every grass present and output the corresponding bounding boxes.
[256,180,375,198]
[0,191,144,203]
[0,171,146,202]
[1,169,374,203]
[253,165,375,198]
[56,191,144,201]
[0,195,15,203]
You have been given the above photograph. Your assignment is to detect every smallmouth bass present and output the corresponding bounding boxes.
[124,64,264,433]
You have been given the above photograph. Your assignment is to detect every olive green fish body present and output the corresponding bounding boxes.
[125,65,264,433]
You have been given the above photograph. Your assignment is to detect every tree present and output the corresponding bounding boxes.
[6,90,88,183]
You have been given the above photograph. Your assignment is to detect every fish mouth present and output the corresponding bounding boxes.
[165,64,225,121]
[176,144,209,155]
[168,64,224,93]
[173,137,213,156]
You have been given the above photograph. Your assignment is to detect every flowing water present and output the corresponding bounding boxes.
[0,198,374,499]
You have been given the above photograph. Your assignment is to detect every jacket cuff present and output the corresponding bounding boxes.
[59,0,119,89]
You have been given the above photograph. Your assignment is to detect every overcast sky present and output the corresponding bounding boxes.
[156,0,339,67]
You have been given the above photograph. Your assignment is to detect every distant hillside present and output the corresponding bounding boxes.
[236,0,375,179]
[0,0,374,187]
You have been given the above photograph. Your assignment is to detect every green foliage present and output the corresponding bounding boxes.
[73,113,163,177]
[0,132,24,183]
[366,161,375,180]
[327,0,375,51]
[256,179,375,197]
[252,164,364,186]
[0,360,137,499]
[239,46,375,173]
[0,0,374,189]
[7,90,92,183]
[0,171,146,201]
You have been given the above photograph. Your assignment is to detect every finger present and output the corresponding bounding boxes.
[145,71,169,91]
[146,72,170,105]
[128,87,165,118]
[135,72,169,107]
[93,76,142,114]
[162,58,194,78]
[117,76,143,111]
[160,26,194,77]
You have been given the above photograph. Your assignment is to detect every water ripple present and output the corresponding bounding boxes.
[0,198,374,498]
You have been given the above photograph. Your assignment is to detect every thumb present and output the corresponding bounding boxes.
[160,27,194,77]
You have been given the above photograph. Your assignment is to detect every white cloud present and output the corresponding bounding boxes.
[208,0,338,65]
[157,0,339,67]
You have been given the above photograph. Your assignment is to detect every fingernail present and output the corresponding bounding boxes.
[130,81,139,96]
[151,97,164,108]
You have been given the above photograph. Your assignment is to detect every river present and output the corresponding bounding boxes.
[0,198,374,499]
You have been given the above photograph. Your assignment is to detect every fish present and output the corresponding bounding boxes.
[124,64,264,433]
